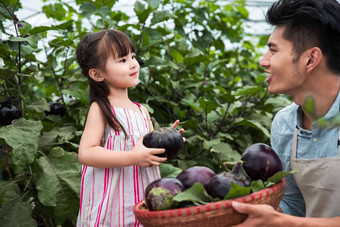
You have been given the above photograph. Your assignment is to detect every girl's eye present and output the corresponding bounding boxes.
[119,58,126,63]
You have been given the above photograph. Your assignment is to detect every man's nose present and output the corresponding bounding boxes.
[260,51,270,68]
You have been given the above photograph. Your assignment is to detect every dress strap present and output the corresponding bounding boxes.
[133,102,141,107]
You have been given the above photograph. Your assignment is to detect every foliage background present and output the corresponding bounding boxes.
[0,0,290,226]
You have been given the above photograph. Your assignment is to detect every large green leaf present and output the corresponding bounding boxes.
[0,191,37,227]
[233,118,270,138]
[0,119,43,174]
[0,181,20,204]
[26,98,49,113]
[33,147,81,225]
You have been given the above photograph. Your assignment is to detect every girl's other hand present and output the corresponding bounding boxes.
[171,119,185,142]
[132,136,167,167]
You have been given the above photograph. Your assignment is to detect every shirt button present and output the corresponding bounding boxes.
[313,138,318,143]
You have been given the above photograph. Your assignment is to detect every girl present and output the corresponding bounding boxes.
[75,29,183,227]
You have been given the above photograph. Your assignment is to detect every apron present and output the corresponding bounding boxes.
[291,126,340,217]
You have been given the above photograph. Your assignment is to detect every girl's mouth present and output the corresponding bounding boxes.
[130,72,138,77]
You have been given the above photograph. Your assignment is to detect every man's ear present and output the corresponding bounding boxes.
[304,47,322,73]
[88,69,104,82]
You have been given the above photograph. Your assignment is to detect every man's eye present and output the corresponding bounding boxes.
[270,48,277,53]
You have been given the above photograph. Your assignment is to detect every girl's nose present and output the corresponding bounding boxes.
[130,60,137,69]
[260,51,270,68]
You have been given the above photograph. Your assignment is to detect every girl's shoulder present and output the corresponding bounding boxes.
[134,103,150,117]
[87,101,105,120]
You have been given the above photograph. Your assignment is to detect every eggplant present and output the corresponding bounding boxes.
[143,127,183,160]
[241,143,283,181]
[176,166,215,191]
[45,102,66,116]
[144,178,184,211]
[0,101,22,126]
[206,162,250,199]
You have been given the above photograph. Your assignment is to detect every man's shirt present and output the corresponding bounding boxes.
[270,91,340,216]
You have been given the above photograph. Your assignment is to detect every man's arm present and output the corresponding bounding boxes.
[231,202,340,227]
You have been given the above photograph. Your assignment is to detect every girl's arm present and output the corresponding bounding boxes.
[78,102,166,168]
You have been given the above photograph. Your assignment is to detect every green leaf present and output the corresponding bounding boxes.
[30,26,58,35]
[38,126,77,149]
[203,138,221,150]
[234,85,263,97]
[233,118,270,138]
[26,98,49,113]
[181,99,202,112]
[265,170,299,186]
[0,181,20,204]
[0,118,43,174]
[173,182,213,205]
[224,182,251,200]
[33,147,81,225]
[145,0,160,9]
[250,179,265,192]
[198,96,217,115]
[150,11,173,25]
[212,142,241,162]
[134,1,151,23]
[303,95,318,119]
[78,2,96,17]
[145,56,179,69]
[160,163,182,178]
[170,48,183,64]
[0,191,37,227]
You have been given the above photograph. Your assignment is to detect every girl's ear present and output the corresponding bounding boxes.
[88,69,104,82]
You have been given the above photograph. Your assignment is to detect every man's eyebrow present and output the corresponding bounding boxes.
[267,42,277,48]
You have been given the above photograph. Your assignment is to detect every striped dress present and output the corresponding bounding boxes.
[77,103,161,227]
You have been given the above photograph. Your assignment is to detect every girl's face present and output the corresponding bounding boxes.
[102,51,140,89]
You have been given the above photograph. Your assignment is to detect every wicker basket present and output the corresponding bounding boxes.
[133,179,285,227]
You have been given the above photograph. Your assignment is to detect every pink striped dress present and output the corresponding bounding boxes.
[76,103,161,227]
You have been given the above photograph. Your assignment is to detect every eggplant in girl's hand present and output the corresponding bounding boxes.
[143,127,184,160]
[241,143,283,182]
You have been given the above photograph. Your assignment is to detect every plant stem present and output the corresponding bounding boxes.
[4,141,13,179]
[210,148,230,172]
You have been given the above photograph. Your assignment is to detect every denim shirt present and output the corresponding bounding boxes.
[270,91,340,217]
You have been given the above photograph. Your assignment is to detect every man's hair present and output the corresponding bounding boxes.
[266,0,340,74]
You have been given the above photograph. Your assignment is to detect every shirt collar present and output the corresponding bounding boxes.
[295,89,340,128]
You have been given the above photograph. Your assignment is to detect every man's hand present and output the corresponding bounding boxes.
[231,201,281,227]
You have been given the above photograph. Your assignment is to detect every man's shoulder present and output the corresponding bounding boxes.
[275,102,298,118]
[272,102,298,129]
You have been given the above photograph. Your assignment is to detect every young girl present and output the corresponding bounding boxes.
[75,29,183,227]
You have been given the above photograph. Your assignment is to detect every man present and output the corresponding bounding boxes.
[231,0,340,226]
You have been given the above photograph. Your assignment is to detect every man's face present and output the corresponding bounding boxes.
[260,26,306,96]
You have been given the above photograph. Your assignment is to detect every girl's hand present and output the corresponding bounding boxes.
[171,119,186,142]
[132,136,167,167]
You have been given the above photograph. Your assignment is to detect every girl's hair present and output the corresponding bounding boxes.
[76,29,136,135]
